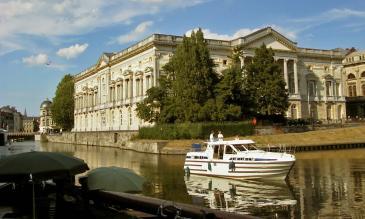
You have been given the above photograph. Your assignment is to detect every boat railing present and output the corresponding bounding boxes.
[259,144,296,154]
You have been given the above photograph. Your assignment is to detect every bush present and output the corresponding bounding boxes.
[138,121,254,140]
[287,118,310,126]
[254,114,287,125]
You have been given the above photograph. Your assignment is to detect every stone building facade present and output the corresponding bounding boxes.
[73,27,347,132]
[0,106,23,132]
[39,99,56,133]
[23,117,39,133]
[343,50,365,119]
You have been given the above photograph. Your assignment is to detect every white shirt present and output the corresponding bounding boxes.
[210,133,214,142]
[218,133,223,141]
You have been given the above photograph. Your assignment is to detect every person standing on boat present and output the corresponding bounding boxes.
[218,131,224,141]
[210,130,215,142]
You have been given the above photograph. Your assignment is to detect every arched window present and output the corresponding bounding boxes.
[291,104,297,119]
[362,84,365,96]
[348,73,356,80]
[327,105,332,120]
[348,84,357,97]
[361,71,365,78]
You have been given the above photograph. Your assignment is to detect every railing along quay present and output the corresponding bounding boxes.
[7,132,36,137]
[259,142,365,153]
[6,132,36,141]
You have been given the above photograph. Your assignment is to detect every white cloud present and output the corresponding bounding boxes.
[289,8,365,33]
[57,43,89,59]
[116,21,154,44]
[22,53,49,65]
[186,25,297,41]
[292,8,365,23]
[186,28,258,41]
[0,0,205,55]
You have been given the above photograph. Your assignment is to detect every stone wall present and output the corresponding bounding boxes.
[45,131,172,154]
[46,131,137,147]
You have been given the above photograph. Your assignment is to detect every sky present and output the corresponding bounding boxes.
[0,0,365,116]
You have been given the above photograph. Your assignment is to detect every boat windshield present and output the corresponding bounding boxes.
[233,144,259,151]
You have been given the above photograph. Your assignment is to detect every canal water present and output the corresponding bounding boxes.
[2,141,365,218]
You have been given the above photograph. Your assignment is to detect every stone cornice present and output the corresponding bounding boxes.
[74,27,346,83]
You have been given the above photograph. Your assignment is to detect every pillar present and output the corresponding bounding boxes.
[284,59,289,90]
[294,59,299,94]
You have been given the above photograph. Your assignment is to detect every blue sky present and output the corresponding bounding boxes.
[0,0,364,116]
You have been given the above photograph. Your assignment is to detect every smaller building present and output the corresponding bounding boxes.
[39,99,56,133]
[343,50,365,119]
[0,106,23,132]
[23,117,39,133]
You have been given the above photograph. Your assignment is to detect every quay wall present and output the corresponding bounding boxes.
[45,132,175,154]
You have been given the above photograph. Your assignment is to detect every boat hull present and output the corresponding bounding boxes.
[184,160,295,180]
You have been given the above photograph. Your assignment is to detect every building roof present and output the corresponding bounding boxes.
[40,99,52,108]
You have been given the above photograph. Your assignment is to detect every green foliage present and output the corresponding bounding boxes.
[137,30,252,123]
[136,29,220,123]
[51,74,74,131]
[213,53,246,121]
[138,122,254,140]
[244,44,289,115]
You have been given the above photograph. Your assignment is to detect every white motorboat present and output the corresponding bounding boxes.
[183,139,295,180]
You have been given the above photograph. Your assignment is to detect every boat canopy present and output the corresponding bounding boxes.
[205,140,255,145]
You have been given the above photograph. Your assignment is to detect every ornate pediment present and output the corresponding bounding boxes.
[123,69,133,76]
[239,27,297,52]
[96,52,114,68]
[145,66,153,73]
[135,70,144,76]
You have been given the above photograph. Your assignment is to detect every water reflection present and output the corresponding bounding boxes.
[185,175,296,217]
[3,141,365,218]
[289,149,365,218]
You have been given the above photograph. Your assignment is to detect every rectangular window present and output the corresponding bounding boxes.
[114,133,118,143]
[326,81,332,96]
[308,80,316,96]
[117,85,120,100]
[146,76,150,90]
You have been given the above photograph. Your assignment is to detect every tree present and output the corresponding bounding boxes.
[137,29,220,123]
[244,44,289,115]
[51,74,74,131]
[213,53,246,121]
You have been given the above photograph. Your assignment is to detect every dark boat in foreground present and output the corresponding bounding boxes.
[0,181,258,219]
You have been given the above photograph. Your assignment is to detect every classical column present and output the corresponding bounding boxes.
[154,53,161,86]
[339,81,343,96]
[131,76,134,99]
[284,59,289,90]
[294,59,299,94]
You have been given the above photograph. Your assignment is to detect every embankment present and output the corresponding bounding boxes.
[43,131,179,154]
[42,125,365,154]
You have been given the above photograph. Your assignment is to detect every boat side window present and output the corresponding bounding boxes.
[225,145,236,154]
[235,144,248,151]
[246,144,259,151]
[186,156,191,159]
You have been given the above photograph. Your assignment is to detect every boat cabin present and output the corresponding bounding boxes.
[204,140,260,160]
